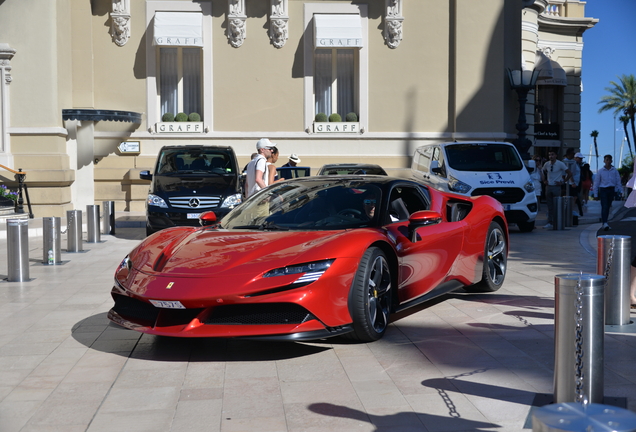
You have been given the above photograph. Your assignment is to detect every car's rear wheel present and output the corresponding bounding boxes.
[465,221,507,293]
[347,247,392,342]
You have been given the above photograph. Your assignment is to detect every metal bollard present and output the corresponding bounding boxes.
[597,235,631,326]
[553,273,605,404]
[7,219,30,281]
[563,196,574,228]
[553,197,564,230]
[532,402,636,432]
[102,200,115,235]
[66,209,83,252]
[42,217,62,265]
[86,205,101,243]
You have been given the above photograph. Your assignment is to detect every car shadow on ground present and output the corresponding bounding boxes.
[72,312,331,362]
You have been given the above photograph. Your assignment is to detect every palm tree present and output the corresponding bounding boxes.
[591,130,599,171]
[619,115,634,158]
[598,74,636,159]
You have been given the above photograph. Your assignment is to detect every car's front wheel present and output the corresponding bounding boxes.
[465,221,507,293]
[347,247,392,342]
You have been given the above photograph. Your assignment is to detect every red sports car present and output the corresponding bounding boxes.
[108,176,508,342]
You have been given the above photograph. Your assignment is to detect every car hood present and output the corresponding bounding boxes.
[132,229,359,277]
[152,174,237,196]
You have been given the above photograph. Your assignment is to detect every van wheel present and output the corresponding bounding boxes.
[517,221,535,232]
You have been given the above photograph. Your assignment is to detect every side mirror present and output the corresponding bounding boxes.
[430,160,442,175]
[407,210,442,242]
[199,211,217,226]
[140,170,153,181]
[526,159,536,173]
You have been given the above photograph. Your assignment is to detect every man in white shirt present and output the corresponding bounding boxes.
[245,138,276,197]
[592,154,622,230]
[542,150,572,230]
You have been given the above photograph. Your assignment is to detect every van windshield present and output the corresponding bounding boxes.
[444,144,523,172]
[156,149,235,175]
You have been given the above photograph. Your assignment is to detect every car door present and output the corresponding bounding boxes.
[384,185,466,303]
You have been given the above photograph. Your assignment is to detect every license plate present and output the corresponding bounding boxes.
[187,213,202,219]
[149,300,185,309]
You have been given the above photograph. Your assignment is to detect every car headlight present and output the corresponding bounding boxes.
[264,259,335,284]
[448,176,472,194]
[147,194,168,208]
[523,181,535,193]
[221,193,243,209]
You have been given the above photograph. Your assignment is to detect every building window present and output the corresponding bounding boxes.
[145,2,212,131]
[314,49,357,120]
[159,47,202,118]
[535,85,561,125]
[303,4,368,133]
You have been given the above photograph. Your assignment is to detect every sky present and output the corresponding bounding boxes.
[580,0,636,170]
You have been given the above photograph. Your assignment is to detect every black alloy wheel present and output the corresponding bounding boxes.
[347,247,393,342]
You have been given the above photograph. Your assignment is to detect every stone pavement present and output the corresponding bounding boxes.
[0,201,634,432]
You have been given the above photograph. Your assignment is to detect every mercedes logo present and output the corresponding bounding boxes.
[188,198,201,208]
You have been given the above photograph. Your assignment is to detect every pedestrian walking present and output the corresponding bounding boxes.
[542,150,572,230]
[529,155,544,201]
[267,146,284,185]
[592,154,622,231]
[580,163,593,208]
[245,138,276,198]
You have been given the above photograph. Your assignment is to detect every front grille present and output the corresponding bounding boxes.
[156,308,204,327]
[112,294,159,325]
[204,303,315,325]
[471,187,525,204]
[112,294,203,327]
[169,196,221,209]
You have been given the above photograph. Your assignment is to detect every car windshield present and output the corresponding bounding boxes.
[444,144,523,172]
[319,166,387,175]
[221,180,383,230]
[156,149,235,175]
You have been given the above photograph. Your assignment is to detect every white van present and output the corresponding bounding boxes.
[411,141,538,232]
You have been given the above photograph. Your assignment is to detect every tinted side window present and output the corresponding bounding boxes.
[388,186,429,222]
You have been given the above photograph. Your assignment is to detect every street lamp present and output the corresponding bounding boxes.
[507,68,539,160]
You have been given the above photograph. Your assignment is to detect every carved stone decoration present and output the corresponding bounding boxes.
[110,0,131,47]
[269,0,289,49]
[0,44,16,84]
[540,46,555,59]
[384,0,404,49]
[228,0,247,48]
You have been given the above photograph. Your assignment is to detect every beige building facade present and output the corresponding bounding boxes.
[0,0,596,217]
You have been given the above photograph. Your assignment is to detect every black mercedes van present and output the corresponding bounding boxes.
[141,145,242,235]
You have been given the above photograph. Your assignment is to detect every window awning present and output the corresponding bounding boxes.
[62,109,142,124]
[535,51,567,86]
[153,12,203,47]
[314,14,363,48]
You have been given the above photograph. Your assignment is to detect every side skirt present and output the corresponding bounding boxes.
[394,280,465,314]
